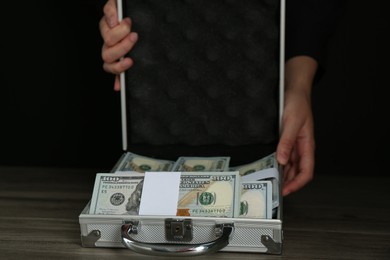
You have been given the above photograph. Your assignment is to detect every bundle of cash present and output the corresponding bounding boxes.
[89,173,145,215]
[172,156,230,172]
[89,171,241,218]
[90,151,279,219]
[176,171,241,218]
[241,167,279,209]
[116,152,175,172]
[232,153,279,209]
[239,180,272,219]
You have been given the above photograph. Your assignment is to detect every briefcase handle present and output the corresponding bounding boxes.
[121,222,234,256]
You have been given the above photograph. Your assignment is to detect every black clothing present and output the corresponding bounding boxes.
[285,0,346,65]
[99,0,347,163]
[99,0,346,65]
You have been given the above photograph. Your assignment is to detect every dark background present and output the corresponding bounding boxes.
[0,1,387,175]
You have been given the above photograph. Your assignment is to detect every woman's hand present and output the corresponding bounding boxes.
[99,0,138,91]
[277,56,318,196]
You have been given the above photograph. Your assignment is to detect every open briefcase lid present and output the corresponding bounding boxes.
[117,0,285,166]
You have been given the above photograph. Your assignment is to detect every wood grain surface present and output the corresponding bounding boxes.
[0,166,389,260]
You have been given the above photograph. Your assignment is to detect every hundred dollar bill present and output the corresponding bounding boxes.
[116,152,175,172]
[232,153,279,209]
[89,173,145,215]
[176,171,241,218]
[241,167,280,209]
[172,156,230,172]
[239,180,273,219]
[230,152,277,176]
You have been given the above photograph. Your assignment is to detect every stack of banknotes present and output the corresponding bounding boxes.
[88,152,280,219]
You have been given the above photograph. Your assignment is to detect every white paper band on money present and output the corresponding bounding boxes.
[139,172,181,216]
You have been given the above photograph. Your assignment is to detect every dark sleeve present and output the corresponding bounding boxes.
[285,0,347,66]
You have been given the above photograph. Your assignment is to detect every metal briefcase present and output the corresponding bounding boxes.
[79,0,285,256]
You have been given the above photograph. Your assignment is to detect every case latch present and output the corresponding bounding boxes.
[81,230,101,247]
[165,218,193,242]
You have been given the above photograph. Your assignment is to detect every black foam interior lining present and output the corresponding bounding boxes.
[123,0,281,165]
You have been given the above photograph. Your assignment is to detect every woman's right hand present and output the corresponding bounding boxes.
[99,0,138,91]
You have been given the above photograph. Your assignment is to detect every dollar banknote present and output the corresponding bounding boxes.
[239,180,272,219]
[116,152,175,172]
[176,171,241,218]
[232,153,279,209]
[241,167,280,209]
[89,173,145,215]
[230,152,277,176]
[172,156,230,172]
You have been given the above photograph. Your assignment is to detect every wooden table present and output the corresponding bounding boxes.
[0,166,389,259]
